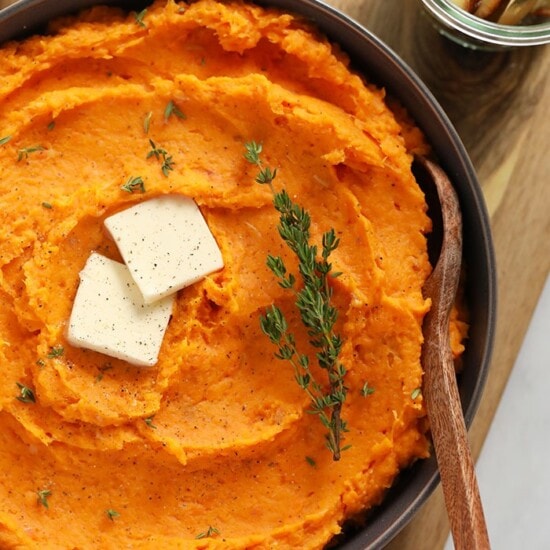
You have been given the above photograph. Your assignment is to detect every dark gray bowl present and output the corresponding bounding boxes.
[0,1,496,548]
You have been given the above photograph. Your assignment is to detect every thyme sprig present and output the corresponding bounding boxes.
[244,141,348,460]
[146,139,174,177]
[244,141,277,185]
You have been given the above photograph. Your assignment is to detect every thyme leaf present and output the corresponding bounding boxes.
[106,508,120,521]
[121,176,146,194]
[144,416,157,429]
[164,100,186,121]
[37,489,51,508]
[245,141,348,461]
[134,8,147,27]
[17,145,45,161]
[161,155,175,177]
[143,111,153,134]
[0,135,12,146]
[146,139,167,160]
[47,345,64,358]
[361,382,375,397]
[16,382,36,404]
[95,364,113,383]
[411,387,422,400]
[195,526,220,539]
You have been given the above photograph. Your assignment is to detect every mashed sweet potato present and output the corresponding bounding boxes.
[0,0,454,547]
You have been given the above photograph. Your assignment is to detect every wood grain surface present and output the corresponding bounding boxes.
[0,0,548,548]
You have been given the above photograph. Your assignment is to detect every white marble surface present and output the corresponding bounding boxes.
[445,274,550,549]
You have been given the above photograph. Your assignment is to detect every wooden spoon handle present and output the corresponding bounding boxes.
[419,158,491,550]
[423,327,491,550]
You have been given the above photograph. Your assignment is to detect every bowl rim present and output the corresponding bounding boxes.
[0,0,497,548]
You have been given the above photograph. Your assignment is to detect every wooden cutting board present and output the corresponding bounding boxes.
[325,1,550,548]
[0,0,548,547]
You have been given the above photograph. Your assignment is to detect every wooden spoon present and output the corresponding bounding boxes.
[416,156,491,550]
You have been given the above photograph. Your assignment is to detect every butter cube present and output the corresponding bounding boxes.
[67,253,174,367]
[104,195,224,303]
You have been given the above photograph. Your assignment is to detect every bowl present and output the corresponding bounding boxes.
[421,0,550,49]
[0,0,496,548]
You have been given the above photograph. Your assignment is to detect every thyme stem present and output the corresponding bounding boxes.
[244,141,348,460]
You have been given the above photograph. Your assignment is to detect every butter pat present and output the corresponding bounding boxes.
[67,253,174,367]
[104,195,224,303]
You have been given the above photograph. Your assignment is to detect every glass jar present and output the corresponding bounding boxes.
[421,0,550,49]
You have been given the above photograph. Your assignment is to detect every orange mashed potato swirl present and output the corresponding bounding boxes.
[0,0,456,547]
